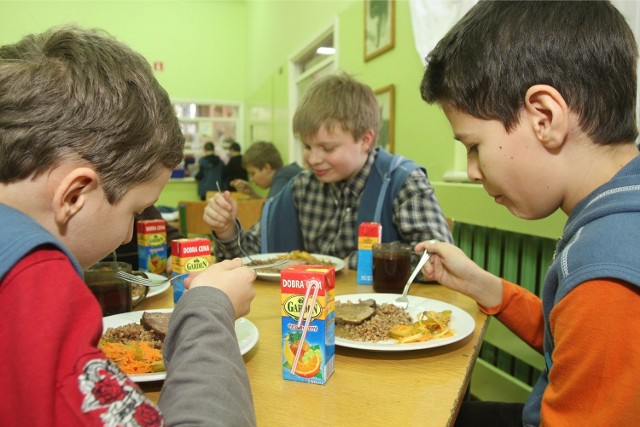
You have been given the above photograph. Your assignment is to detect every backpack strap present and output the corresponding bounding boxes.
[260,179,303,253]
[357,148,422,243]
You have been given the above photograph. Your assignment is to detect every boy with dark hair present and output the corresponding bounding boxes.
[0,26,256,426]
[196,141,224,200]
[205,73,452,267]
[231,140,303,199]
[222,140,248,191]
[418,1,640,426]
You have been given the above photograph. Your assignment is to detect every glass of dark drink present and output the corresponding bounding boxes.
[372,242,413,293]
[84,262,149,316]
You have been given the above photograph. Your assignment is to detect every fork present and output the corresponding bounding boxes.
[394,251,431,309]
[115,271,188,287]
[115,259,291,287]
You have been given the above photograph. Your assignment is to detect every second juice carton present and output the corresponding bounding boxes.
[357,222,382,285]
[171,238,211,303]
[137,219,167,274]
[281,265,335,385]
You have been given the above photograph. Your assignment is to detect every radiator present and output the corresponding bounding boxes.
[452,222,557,396]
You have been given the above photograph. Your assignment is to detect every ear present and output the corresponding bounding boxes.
[523,85,569,150]
[52,167,100,226]
[360,129,376,152]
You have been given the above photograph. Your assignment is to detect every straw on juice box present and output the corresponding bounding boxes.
[281,265,335,385]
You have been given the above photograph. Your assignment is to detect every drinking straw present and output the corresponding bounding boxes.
[290,281,320,375]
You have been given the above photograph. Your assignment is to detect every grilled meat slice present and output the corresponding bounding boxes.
[335,299,377,325]
[141,311,171,341]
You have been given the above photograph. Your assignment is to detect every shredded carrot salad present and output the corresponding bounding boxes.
[99,341,165,374]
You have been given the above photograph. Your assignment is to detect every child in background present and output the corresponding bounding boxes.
[205,73,452,267]
[222,140,248,191]
[0,26,256,426]
[418,1,640,426]
[231,140,303,199]
[195,141,224,200]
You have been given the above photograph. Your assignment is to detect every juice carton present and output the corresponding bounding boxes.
[281,265,335,385]
[171,238,211,303]
[136,219,167,275]
[357,222,382,285]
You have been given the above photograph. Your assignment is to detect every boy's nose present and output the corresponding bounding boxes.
[306,149,322,166]
[466,159,483,182]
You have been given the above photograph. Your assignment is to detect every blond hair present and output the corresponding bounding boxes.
[293,73,379,145]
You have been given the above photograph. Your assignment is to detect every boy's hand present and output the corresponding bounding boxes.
[230,179,259,197]
[416,240,503,308]
[203,191,238,240]
[186,258,256,318]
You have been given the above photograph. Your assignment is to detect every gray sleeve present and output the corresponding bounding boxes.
[158,287,256,426]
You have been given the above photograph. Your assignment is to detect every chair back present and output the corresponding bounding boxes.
[236,198,265,228]
[178,198,265,236]
[205,191,252,201]
[177,201,211,236]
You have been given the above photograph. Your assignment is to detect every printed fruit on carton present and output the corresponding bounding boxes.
[295,354,321,378]
[149,255,166,274]
[283,336,307,366]
[283,335,321,378]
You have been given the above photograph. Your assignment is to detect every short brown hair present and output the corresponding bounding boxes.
[242,141,283,170]
[292,73,379,145]
[0,25,184,202]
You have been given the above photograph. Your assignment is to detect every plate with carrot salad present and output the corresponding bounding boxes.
[101,309,259,382]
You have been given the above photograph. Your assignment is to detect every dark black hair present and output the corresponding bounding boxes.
[421,1,638,145]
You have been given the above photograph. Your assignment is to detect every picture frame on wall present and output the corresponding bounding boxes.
[364,0,395,61]
[374,85,395,153]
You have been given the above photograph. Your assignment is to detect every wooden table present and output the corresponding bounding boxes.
[137,269,488,427]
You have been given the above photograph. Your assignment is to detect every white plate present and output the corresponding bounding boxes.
[242,253,346,281]
[102,309,259,382]
[236,317,260,356]
[335,293,475,352]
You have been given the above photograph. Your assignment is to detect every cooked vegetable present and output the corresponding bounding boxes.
[99,341,165,374]
[389,324,414,339]
[391,310,454,344]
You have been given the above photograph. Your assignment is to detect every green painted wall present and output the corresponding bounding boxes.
[0,0,247,100]
[0,0,565,238]
[244,0,353,96]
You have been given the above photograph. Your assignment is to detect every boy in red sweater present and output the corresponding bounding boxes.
[419,2,640,426]
[0,26,256,426]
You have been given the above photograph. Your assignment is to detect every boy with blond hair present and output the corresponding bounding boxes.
[0,26,256,426]
[418,1,640,426]
[205,74,452,266]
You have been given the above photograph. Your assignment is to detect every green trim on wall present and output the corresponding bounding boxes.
[434,182,565,239]
[157,179,199,207]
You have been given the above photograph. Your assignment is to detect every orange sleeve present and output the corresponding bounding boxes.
[540,279,640,426]
[479,279,544,352]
